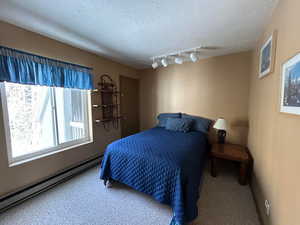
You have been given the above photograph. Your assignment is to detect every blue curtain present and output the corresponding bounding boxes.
[0,46,94,90]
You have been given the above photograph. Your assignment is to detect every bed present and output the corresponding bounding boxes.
[100,122,210,225]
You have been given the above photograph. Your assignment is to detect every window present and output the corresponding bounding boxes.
[1,82,93,165]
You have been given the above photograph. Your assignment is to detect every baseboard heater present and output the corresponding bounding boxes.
[0,155,102,213]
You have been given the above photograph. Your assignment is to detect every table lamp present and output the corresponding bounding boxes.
[213,118,227,144]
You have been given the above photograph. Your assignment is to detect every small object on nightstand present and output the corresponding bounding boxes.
[213,118,227,144]
[210,143,253,185]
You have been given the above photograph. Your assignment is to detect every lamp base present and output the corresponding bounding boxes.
[217,130,226,144]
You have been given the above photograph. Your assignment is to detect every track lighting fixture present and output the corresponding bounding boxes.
[174,56,183,64]
[161,58,168,67]
[190,52,198,62]
[150,45,209,69]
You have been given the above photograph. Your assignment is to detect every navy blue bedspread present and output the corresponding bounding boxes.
[100,127,209,225]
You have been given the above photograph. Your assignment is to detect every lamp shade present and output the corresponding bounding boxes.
[190,52,198,62]
[213,118,227,130]
[161,58,168,67]
[152,61,159,69]
[174,56,183,64]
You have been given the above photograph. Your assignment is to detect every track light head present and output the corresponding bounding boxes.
[174,56,183,64]
[190,52,198,62]
[161,58,168,67]
[152,61,159,69]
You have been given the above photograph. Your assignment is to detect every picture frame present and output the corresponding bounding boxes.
[259,31,277,78]
[280,52,300,115]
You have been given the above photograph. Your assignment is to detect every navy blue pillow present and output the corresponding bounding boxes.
[157,113,181,127]
[165,118,194,133]
[182,113,212,133]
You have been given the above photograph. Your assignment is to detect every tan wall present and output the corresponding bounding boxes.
[248,1,300,225]
[139,51,251,145]
[0,21,139,197]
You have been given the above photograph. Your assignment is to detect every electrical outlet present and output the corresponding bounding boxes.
[265,200,271,216]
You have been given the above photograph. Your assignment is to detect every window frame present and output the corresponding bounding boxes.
[0,82,93,166]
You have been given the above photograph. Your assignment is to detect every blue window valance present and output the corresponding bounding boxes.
[0,46,94,90]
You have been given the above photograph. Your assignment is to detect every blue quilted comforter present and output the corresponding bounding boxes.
[100,127,209,225]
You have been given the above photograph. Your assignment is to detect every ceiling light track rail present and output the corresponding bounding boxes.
[151,45,211,69]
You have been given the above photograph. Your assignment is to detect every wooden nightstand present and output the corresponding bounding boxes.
[210,143,253,185]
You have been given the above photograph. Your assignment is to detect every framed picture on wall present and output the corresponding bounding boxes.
[280,53,300,115]
[259,31,277,78]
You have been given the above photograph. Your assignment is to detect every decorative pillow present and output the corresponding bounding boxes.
[157,113,181,127]
[182,113,212,133]
[165,118,194,133]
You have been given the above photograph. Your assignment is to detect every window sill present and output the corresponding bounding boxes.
[8,140,94,167]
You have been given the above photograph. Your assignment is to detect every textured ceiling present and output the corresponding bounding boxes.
[0,0,279,69]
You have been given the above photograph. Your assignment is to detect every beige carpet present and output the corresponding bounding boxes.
[0,161,260,225]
